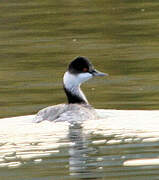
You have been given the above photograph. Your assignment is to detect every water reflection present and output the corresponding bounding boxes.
[1,111,159,179]
[68,123,100,179]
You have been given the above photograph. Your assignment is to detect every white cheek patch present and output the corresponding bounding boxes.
[76,72,92,84]
[63,71,92,89]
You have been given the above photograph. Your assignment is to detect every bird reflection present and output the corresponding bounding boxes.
[68,122,101,179]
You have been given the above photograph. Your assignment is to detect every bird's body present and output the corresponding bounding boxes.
[34,103,97,123]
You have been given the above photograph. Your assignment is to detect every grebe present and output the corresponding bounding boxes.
[33,57,107,123]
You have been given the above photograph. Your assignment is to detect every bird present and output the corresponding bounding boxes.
[33,56,107,123]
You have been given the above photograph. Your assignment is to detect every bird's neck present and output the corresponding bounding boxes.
[63,85,88,104]
[63,72,88,104]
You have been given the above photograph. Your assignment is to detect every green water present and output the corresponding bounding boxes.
[1,0,159,118]
[1,0,159,179]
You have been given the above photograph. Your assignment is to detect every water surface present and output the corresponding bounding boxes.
[0,0,159,179]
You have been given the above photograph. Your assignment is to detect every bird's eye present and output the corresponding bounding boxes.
[83,68,88,72]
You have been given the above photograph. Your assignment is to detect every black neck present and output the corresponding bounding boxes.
[64,87,87,104]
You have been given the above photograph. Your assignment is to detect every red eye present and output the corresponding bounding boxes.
[83,68,88,72]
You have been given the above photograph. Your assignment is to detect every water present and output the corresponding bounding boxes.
[1,110,159,180]
[1,0,159,179]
